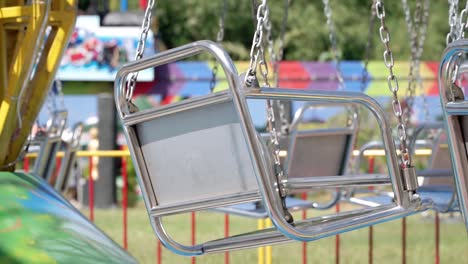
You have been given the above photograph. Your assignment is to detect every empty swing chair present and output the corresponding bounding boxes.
[216,102,359,218]
[411,123,458,212]
[439,38,468,231]
[30,79,68,184]
[349,0,461,214]
[213,0,351,217]
[115,0,432,256]
[349,122,458,213]
[30,109,68,183]
[54,122,84,193]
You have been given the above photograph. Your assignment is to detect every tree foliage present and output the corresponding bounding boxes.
[153,0,450,61]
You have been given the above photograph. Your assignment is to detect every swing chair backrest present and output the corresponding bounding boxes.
[115,41,264,214]
[438,39,468,229]
[286,103,357,178]
[409,123,454,188]
[134,100,259,206]
[423,141,454,187]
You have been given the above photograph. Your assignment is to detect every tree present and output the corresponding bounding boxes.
[150,0,450,61]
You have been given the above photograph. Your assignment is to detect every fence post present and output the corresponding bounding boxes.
[257,219,265,264]
[24,157,29,173]
[265,219,272,264]
[435,213,440,264]
[225,214,230,264]
[122,153,128,250]
[191,212,196,264]
[157,241,162,264]
[88,156,94,222]
[335,202,340,264]
[402,218,406,264]
[368,156,375,264]
[302,192,307,264]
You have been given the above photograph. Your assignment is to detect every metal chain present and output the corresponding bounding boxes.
[375,0,412,167]
[246,0,286,192]
[246,1,293,222]
[245,0,268,87]
[345,0,377,177]
[322,0,344,89]
[274,0,290,87]
[360,1,376,93]
[416,0,431,122]
[458,0,468,39]
[271,0,291,136]
[322,0,357,130]
[209,0,227,92]
[124,0,156,102]
[401,0,418,127]
[447,0,460,44]
[402,0,429,126]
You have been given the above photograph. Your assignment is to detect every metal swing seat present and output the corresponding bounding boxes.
[348,123,458,213]
[214,103,358,218]
[53,122,83,192]
[285,103,359,208]
[30,110,68,183]
[439,39,468,231]
[115,40,430,256]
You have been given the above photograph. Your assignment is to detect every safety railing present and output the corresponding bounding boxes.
[21,148,463,264]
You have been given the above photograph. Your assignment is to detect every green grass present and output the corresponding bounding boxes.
[91,203,468,264]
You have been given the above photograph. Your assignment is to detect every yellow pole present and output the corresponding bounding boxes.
[257,219,265,264]
[265,219,273,264]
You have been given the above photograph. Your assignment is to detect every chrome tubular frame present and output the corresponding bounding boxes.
[115,40,428,256]
[439,39,468,230]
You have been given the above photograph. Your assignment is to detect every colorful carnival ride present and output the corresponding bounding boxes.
[0,0,467,263]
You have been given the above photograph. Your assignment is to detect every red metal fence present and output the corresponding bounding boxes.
[22,152,459,263]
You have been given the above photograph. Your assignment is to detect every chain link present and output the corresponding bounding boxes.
[209,0,227,93]
[268,0,290,135]
[245,0,267,87]
[246,0,287,197]
[375,0,412,167]
[322,0,357,130]
[401,0,430,128]
[418,0,431,122]
[458,1,468,38]
[360,1,376,93]
[447,0,460,44]
[322,0,344,89]
[124,0,156,102]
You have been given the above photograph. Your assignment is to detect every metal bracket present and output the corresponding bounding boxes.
[402,166,418,192]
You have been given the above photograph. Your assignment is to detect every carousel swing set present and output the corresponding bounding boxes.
[0,0,467,260]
